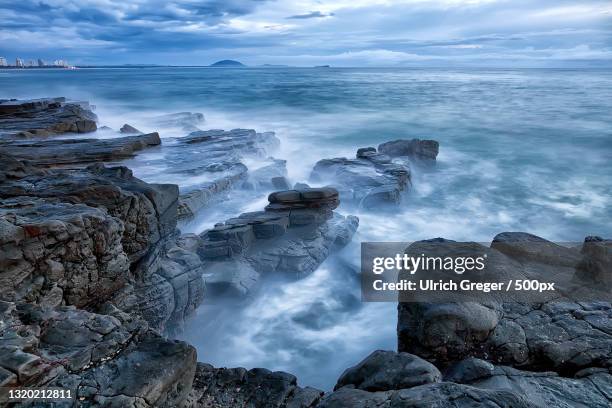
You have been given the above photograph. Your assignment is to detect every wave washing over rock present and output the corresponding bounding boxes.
[0,98,610,407]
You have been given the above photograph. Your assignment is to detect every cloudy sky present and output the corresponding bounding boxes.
[0,0,611,66]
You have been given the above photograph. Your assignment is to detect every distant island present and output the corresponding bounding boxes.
[209,60,245,67]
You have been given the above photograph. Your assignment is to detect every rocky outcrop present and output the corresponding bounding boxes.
[0,132,161,167]
[397,233,612,376]
[120,123,142,134]
[186,363,324,407]
[0,301,196,407]
[311,147,411,208]
[152,112,205,132]
[121,128,282,220]
[0,97,97,137]
[377,138,439,162]
[319,354,611,407]
[199,188,358,297]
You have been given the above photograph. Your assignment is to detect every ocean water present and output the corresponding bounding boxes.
[2,67,611,389]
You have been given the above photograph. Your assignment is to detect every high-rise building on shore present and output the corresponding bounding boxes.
[0,57,7,67]
[15,58,24,67]
[37,59,45,67]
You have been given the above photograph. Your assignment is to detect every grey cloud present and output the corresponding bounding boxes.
[287,11,334,19]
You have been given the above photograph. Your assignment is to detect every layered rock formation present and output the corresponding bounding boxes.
[0,97,97,137]
[310,139,437,208]
[199,188,358,297]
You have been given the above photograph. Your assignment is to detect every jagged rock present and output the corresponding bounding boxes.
[0,162,178,263]
[335,350,441,391]
[0,301,197,407]
[246,158,288,190]
[310,146,411,208]
[398,232,612,374]
[377,138,439,162]
[0,197,129,307]
[151,112,205,131]
[146,129,280,219]
[186,363,324,408]
[0,132,161,167]
[120,123,142,134]
[112,233,206,333]
[199,188,358,297]
[0,97,97,137]
[575,236,612,290]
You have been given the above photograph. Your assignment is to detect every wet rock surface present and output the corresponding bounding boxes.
[311,144,412,208]
[186,363,323,408]
[0,132,161,167]
[0,97,97,138]
[199,187,358,297]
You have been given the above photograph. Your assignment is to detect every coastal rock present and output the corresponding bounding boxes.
[0,162,178,263]
[112,232,206,333]
[334,350,441,391]
[199,188,358,297]
[0,301,197,407]
[186,363,324,408]
[310,145,411,208]
[0,197,129,307]
[119,123,142,134]
[321,350,611,408]
[0,97,97,138]
[152,112,205,131]
[397,232,612,374]
[575,236,612,290]
[154,129,280,219]
[377,138,439,162]
[0,132,161,167]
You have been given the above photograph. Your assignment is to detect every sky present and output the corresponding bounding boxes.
[0,0,611,67]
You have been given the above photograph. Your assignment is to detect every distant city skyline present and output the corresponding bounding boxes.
[0,1,611,67]
[0,55,70,67]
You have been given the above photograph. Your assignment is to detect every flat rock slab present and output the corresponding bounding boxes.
[0,132,161,167]
[0,97,97,137]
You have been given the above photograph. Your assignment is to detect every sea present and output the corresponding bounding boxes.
[1,67,611,389]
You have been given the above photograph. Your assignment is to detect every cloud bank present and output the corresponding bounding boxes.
[0,0,610,66]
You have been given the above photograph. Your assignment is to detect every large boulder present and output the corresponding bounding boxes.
[335,350,441,392]
[397,233,612,374]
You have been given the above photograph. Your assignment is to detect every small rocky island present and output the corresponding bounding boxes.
[0,98,610,407]
[209,60,246,67]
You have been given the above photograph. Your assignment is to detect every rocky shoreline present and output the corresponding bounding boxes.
[0,98,610,407]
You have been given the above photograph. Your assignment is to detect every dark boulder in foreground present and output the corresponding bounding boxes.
[186,363,323,407]
[0,301,196,407]
[397,232,612,374]
[0,97,97,137]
